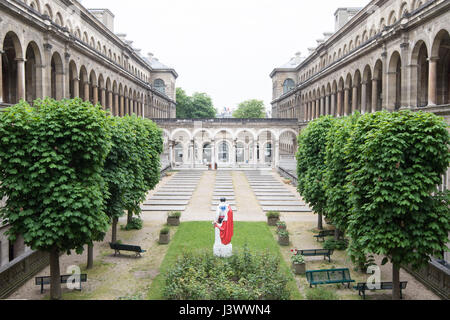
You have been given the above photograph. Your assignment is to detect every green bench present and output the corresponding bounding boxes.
[297,249,334,262]
[35,274,87,294]
[109,242,146,257]
[306,268,355,288]
[313,230,336,242]
[354,282,408,300]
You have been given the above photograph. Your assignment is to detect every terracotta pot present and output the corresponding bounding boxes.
[167,217,180,226]
[278,235,289,246]
[159,233,170,244]
[292,262,306,275]
[268,217,280,226]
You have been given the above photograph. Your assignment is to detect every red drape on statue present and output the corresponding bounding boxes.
[217,207,234,245]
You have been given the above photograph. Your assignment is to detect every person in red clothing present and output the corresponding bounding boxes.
[213,198,234,257]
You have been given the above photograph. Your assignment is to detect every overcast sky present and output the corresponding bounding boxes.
[83,0,369,114]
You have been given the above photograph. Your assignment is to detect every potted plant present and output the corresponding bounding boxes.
[291,250,306,275]
[276,221,287,233]
[278,230,290,246]
[159,227,170,244]
[283,178,291,185]
[266,211,280,226]
[167,211,181,226]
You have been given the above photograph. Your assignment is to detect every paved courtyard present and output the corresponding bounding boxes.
[5,169,441,300]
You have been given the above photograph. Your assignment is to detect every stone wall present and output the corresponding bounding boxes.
[404,259,450,300]
[0,249,49,299]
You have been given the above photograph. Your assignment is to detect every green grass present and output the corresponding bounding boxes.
[147,221,303,300]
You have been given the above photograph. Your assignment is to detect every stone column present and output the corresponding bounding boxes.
[361,81,368,114]
[325,95,330,115]
[73,78,80,98]
[84,82,90,102]
[331,93,336,116]
[108,91,113,111]
[344,87,350,116]
[428,57,438,106]
[337,90,342,117]
[211,139,216,169]
[320,96,325,116]
[114,93,119,116]
[16,58,26,101]
[124,98,129,115]
[92,85,99,105]
[169,140,174,168]
[372,78,378,113]
[316,99,320,118]
[101,88,106,109]
[231,139,237,167]
[352,85,358,114]
[120,95,124,116]
[191,139,195,169]
[0,51,3,103]
[274,139,280,168]
[254,141,259,169]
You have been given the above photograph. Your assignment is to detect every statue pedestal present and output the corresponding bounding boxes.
[214,243,233,258]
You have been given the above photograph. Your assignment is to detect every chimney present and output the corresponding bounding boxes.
[89,9,115,33]
[147,52,154,61]
[334,8,362,32]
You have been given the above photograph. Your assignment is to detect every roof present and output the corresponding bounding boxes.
[270,53,305,77]
[143,57,179,78]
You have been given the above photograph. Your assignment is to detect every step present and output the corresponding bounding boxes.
[150,196,191,200]
[212,201,236,206]
[155,192,193,196]
[212,196,235,200]
[255,193,294,196]
[257,196,296,200]
[144,200,189,205]
[158,187,196,191]
[141,206,186,211]
[261,206,311,212]
[259,201,305,206]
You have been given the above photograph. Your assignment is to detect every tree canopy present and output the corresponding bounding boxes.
[176,88,216,119]
[0,98,112,299]
[232,99,266,119]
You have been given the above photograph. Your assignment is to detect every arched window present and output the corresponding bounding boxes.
[154,79,166,94]
[283,78,295,94]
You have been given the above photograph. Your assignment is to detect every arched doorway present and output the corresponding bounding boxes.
[388,51,402,110]
[236,142,245,163]
[431,30,450,105]
[174,143,184,163]
[51,52,63,100]
[218,141,230,164]
[2,32,23,104]
[25,42,42,103]
[203,143,212,164]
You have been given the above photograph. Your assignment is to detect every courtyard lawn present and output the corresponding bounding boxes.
[148,221,303,300]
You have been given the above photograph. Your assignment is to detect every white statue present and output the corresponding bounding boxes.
[213,198,234,258]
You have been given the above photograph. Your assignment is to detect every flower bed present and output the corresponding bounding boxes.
[163,247,290,300]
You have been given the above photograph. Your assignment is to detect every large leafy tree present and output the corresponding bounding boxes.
[0,98,111,300]
[176,88,216,119]
[232,99,266,119]
[297,116,336,230]
[123,116,163,227]
[346,110,450,300]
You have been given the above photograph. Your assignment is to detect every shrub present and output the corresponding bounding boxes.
[323,239,348,251]
[276,221,287,228]
[121,217,143,231]
[168,211,182,218]
[278,230,289,237]
[290,252,305,265]
[266,211,280,219]
[163,248,290,300]
[160,227,170,235]
[305,287,339,300]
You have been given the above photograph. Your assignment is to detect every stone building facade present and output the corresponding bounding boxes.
[155,119,300,170]
[0,0,177,297]
[0,0,178,118]
[271,0,449,298]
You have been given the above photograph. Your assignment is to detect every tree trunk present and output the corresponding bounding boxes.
[87,244,94,270]
[127,210,133,225]
[49,247,62,300]
[111,217,118,243]
[334,228,341,240]
[318,213,323,230]
[392,263,401,300]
